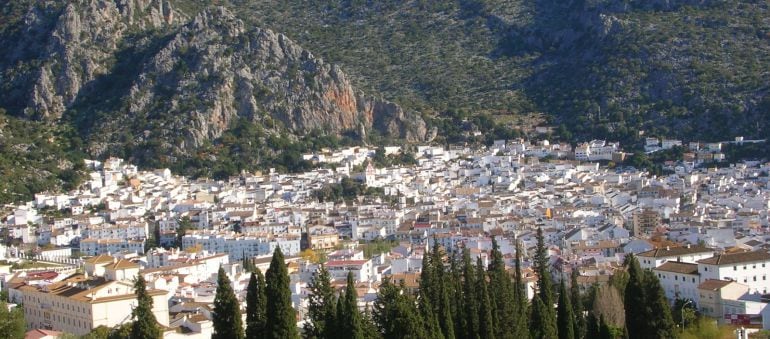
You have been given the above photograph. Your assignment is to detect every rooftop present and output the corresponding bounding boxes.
[697,251,770,266]
[637,245,713,258]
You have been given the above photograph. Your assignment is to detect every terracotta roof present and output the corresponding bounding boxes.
[107,259,140,270]
[697,251,770,266]
[653,262,699,275]
[637,245,713,258]
[83,254,114,264]
[25,329,63,339]
[697,279,735,291]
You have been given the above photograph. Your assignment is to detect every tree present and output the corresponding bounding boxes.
[557,280,576,339]
[488,237,514,339]
[372,279,426,339]
[246,269,267,339]
[422,239,455,339]
[82,326,111,339]
[476,257,495,339]
[461,249,480,339]
[243,251,255,273]
[642,270,677,339]
[624,254,646,339]
[531,227,557,339]
[0,301,25,339]
[339,272,365,339]
[266,247,299,339]
[624,255,677,339]
[176,216,192,248]
[306,265,336,339]
[591,285,625,329]
[213,267,245,339]
[598,315,615,339]
[570,270,585,339]
[512,241,529,339]
[131,275,162,339]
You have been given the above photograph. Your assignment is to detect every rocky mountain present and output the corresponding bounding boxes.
[1,0,770,201]
[0,1,428,162]
[241,0,770,144]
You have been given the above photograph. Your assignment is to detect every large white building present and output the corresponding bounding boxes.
[79,238,146,256]
[637,245,715,270]
[181,231,300,260]
[10,256,169,336]
[697,251,770,294]
[653,261,700,304]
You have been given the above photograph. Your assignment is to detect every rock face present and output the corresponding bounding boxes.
[6,0,176,120]
[1,2,426,158]
[109,6,426,153]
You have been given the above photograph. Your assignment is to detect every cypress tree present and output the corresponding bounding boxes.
[461,249,480,339]
[488,237,515,339]
[130,275,161,339]
[339,272,365,339]
[598,315,614,339]
[624,254,646,339]
[243,251,254,273]
[585,312,599,339]
[557,280,575,339]
[476,257,495,339]
[427,240,455,339]
[419,285,444,339]
[373,279,426,338]
[213,267,245,339]
[449,252,466,339]
[512,241,529,339]
[266,247,299,339]
[570,270,585,339]
[642,270,677,339]
[306,264,336,339]
[531,227,557,339]
[246,269,267,339]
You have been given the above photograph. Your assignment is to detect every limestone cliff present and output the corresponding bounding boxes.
[0,2,427,160]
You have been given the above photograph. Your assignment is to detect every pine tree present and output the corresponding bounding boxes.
[339,272,365,339]
[531,227,557,339]
[476,257,495,339]
[557,280,575,339]
[265,247,299,339]
[570,270,585,339]
[213,267,245,339]
[130,275,162,339]
[246,269,267,339]
[306,264,336,339]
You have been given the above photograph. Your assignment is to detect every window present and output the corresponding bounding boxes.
[734,266,738,271]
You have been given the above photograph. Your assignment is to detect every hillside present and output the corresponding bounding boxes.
[242,0,770,144]
[1,0,769,201]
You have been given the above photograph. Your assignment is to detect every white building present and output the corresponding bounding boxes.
[653,261,700,304]
[697,251,770,294]
[637,245,715,270]
[11,257,169,336]
[181,231,300,260]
